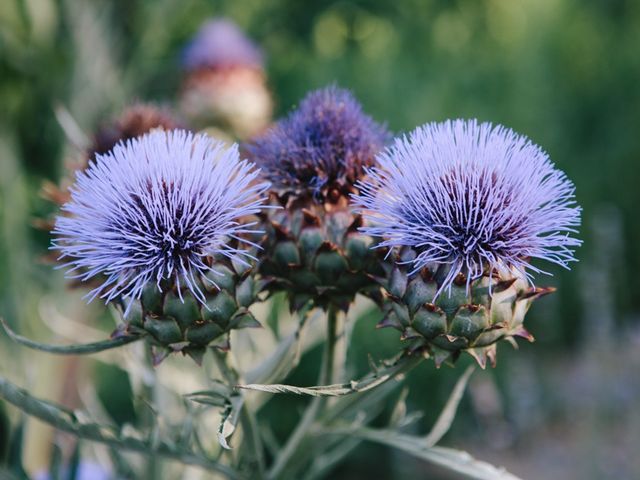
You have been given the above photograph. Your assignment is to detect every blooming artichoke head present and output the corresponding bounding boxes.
[354,120,581,366]
[52,130,270,363]
[245,85,390,311]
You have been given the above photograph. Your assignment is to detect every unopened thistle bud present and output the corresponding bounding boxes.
[89,103,184,162]
[246,86,390,311]
[52,130,270,363]
[354,120,581,367]
[40,103,184,210]
[180,18,272,139]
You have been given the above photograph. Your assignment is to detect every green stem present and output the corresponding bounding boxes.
[295,353,424,477]
[143,345,160,480]
[320,305,339,387]
[212,350,265,478]
[0,317,144,355]
[239,403,266,478]
[267,305,339,480]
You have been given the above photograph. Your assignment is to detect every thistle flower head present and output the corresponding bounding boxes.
[52,130,269,311]
[246,85,389,203]
[91,103,184,161]
[354,119,581,294]
[182,18,263,71]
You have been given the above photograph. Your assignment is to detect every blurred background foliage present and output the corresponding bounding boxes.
[1,0,639,478]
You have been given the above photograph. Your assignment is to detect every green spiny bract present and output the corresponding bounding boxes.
[258,196,385,312]
[120,255,266,366]
[377,248,552,368]
[245,86,390,312]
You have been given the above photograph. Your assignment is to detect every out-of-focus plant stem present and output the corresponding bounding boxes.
[212,349,265,477]
[267,305,339,479]
[143,345,160,480]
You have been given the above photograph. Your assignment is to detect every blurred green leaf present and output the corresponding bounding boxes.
[323,426,521,480]
[0,401,8,465]
[0,376,238,478]
[423,365,475,446]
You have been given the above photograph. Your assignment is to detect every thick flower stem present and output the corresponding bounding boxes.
[267,305,339,479]
[321,304,339,387]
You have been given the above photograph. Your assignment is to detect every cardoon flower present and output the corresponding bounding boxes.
[353,120,581,367]
[247,85,389,203]
[90,102,184,161]
[182,19,264,71]
[245,86,390,311]
[179,18,272,139]
[52,130,270,362]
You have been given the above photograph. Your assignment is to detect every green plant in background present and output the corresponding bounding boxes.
[2,0,639,479]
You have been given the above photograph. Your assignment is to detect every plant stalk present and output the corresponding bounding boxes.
[267,305,339,479]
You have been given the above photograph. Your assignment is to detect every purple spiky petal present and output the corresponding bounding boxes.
[52,129,270,311]
[245,85,389,200]
[354,119,581,295]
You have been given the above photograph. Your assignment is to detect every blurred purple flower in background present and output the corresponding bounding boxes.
[354,119,581,294]
[246,85,389,201]
[52,130,269,311]
[182,18,264,71]
[179,18,272,139]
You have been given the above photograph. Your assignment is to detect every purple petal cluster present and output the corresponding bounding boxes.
[354,119,581,294]
[52,130,269,311]
[246,86,389,200]
[182,18,263,71]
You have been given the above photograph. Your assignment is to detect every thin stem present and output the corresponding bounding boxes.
[267,305,339,480]
[0,317,144,355]
[239,403,266,478]
[212,349,266,478]
[143,344,160,480]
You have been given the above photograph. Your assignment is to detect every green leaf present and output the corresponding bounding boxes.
[0,401,8,464]
[315,367,518,480]
[238,353,424,397]
[323,427,521,480]
[0,318,144,355]
[49,443,62,480]
[108,447,136,479]
[411,445,522,480]
[184,382,232,408]
[0,376,238,479]
[65,441,81,480]
[423,365,475,446]
[229,311,262,330]
[5,416,27,478]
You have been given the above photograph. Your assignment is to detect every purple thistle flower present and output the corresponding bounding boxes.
[182,18,264,71]
[354,119,581,295]
[245,85,389,201]
[52,130,269,312]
